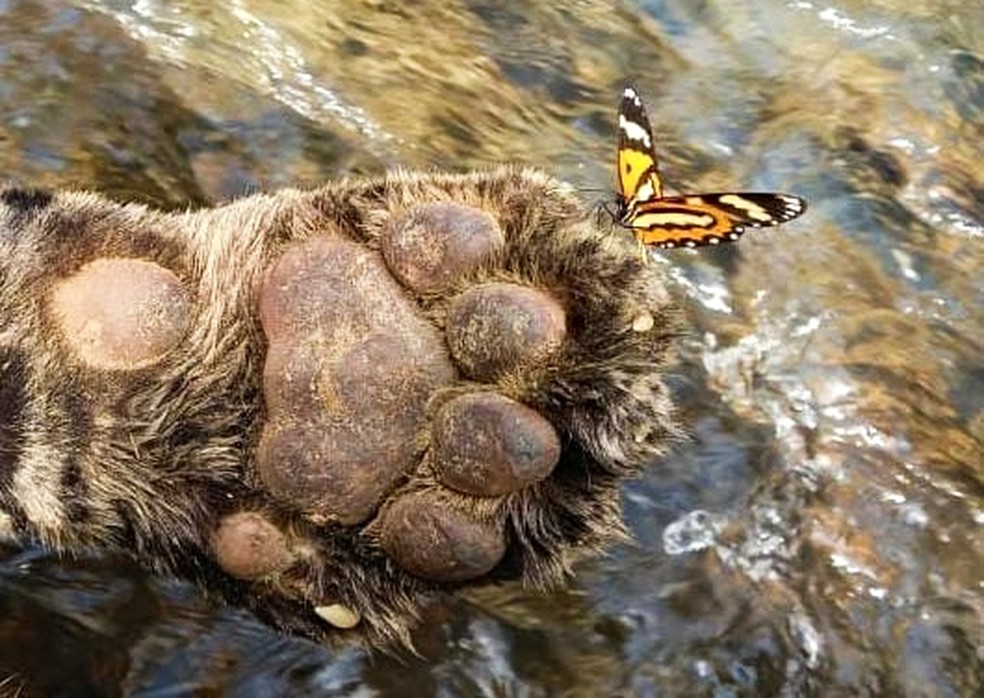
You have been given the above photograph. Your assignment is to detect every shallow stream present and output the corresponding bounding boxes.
[1,0,982,695]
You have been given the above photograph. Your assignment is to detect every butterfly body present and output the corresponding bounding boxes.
[616,86,806,250]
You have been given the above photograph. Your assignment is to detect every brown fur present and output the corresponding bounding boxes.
[0,167,681,646]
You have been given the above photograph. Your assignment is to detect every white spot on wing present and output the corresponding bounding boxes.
[719,194,773,223]
[634,180,655,205]
[619,114,652,149]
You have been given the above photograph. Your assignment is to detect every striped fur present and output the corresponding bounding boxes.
[0,167,680,645]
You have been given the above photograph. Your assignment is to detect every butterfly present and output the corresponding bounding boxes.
[616,86,806,250]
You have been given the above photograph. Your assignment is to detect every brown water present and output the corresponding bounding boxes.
[1,0,983,695]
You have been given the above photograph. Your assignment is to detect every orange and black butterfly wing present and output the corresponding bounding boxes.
[627,192,806,249]
[617,86,663,209]
[614,85,807,250]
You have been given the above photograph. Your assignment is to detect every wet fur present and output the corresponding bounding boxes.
[0,167,680,646]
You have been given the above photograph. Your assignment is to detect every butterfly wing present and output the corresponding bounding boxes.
[626,192,806,248]
[615,86,807,250]
[617,87,663,209]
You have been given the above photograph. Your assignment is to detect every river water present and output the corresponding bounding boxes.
[0,0,982,695]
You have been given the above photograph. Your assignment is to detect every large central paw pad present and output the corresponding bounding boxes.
[257,235,456,526]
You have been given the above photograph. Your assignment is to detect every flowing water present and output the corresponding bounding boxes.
[1,0,983,695]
